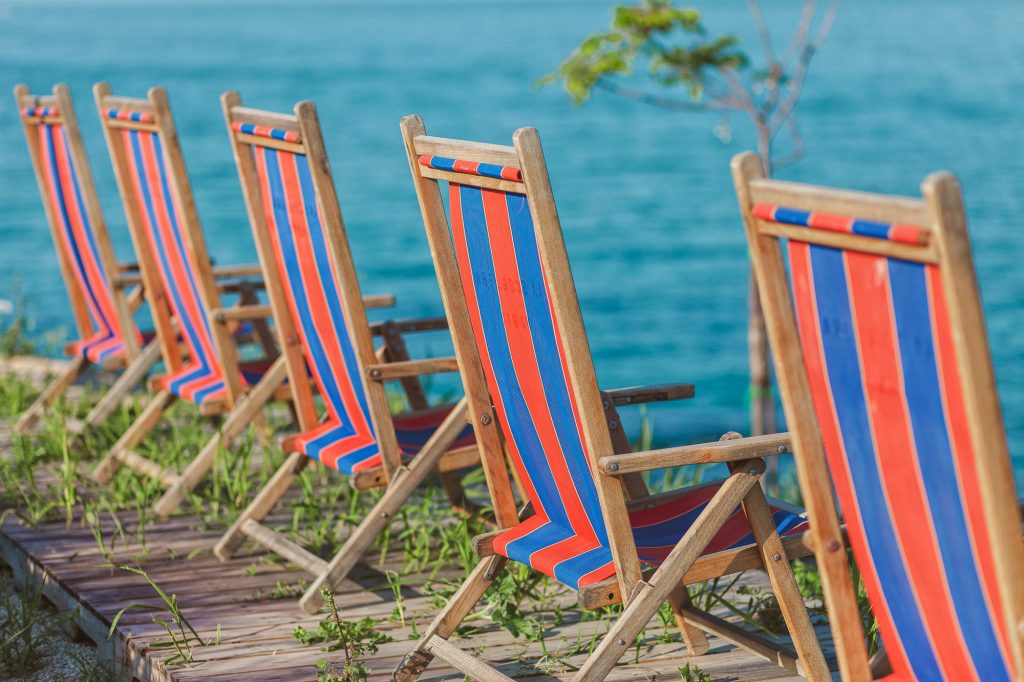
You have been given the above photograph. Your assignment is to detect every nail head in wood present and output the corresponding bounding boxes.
[480,414,492,425]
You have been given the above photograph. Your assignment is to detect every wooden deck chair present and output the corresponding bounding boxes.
[12,84,162,435]
[213,93,481,614]
[733,152,1024,681]
[393,117,830,682]
[87,84,296,503]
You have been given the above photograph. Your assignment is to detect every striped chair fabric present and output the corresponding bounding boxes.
[438,158,807,590]
[118,115,234,404]
[24,107,139,365]
[758,202,1016,682]
[249,133,471,475]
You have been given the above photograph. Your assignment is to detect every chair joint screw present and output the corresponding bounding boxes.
[617,638,626,646]
[773,552,782,561]
[480,414,492,425]
[601,400,610,409]
[608,462,619,472]
[826,539,842,552]
[777,444,787,454]
[748,467,758,475]
[608,420,619,430]
[381,511,389,519]
[369,368,381,378]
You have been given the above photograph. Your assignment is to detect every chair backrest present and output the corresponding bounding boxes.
[14,84,138,362]
[94,84,243,404]
[400,116,643,594]
[222,93,400,473]
[732,152,1024,682]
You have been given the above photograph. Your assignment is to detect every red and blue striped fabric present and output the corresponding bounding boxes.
[24,106,58,117]
[753,203,928,246]
[35,119,138,365]
[418,155,523,182]
[251,143,472,474]
[232,121,300,143]
[120,127,235,404]
[447,180,806,590]
[106,108,154,123]
[765,205,1016,682]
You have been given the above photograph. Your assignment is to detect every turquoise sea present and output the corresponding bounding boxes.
[1,1,1022,489]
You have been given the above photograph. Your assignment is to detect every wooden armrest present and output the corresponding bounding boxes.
[113,273,144,288]
[117,261,140,272]
[365,357,459,380]
[213,263,263,279]
[363,293,396,309]
[603,382,695,406]
[368,316,449,336]
[599,432,792,476]
[213,304,273,323]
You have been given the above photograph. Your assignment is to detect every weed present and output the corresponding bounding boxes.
[107,565,210,666]
[0,284,36,358]
[678,661,712,682]
[294,588,392,682]
[0,570,51,677]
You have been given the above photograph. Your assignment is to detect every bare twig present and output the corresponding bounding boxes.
[595,79,739,111]
[747,0,779,65]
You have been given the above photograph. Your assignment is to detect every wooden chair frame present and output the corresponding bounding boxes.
[88,84,292,507]
[732,151,1024,681]
[212,93,482,614]
[393,116,830,681]
[12,83,162,435]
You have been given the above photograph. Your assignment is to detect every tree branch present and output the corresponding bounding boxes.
[594,78,740,112]
[747,0,778,65]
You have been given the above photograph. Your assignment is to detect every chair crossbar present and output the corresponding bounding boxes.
[231,120,300,143]
[752,202,929,246]
[105,108,154,123]
[418,154,522,182]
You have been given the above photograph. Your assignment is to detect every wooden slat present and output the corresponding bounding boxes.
[757,220,938,264]
[412,134,519,167]
[239,519,328,576]
[227,106,300,132]
[105,118,160,133]
[235,132,306,154]
[119,449,183,488]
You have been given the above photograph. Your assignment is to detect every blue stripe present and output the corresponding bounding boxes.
[503,192,606,545]
[128,131,214,389]
[851,219,892,240]
[889,259,1010,681]
[261,148,378,469]
[456,185,572,535]
[808,244,943,679]
[773,207,811,226]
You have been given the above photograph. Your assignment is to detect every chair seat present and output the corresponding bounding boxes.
[70,328,152,365]
[492,481,809,591]
[292,403,476,475]
[156,357,275,405]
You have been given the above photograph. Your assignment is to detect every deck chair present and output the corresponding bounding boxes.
[393,117,830,682]
[87,84,298,505]
[12,84,162,435]
[213,93,481,614]
[733,152,1024,681]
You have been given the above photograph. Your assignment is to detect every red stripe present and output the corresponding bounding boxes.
[274,151,375,465]
[479,189,598,548]
[449,183,546,526]
[787,241,913,676]
[51,126,115,336]
[928,265,1014,672]
[846,252,977,681]
[808,211,855,234]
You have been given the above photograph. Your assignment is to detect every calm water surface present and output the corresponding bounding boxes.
[1,1,1022,488]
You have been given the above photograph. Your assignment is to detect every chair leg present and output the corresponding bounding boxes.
[214,451,309,561]
[739,482,831,680]
[153,356,288,518]
[668,585,709,657]
[14,355,88,434]
[91,390,173,484]
[571,461,765,681]
[299,399,470,614]
[82,339,161,431]
[393,556,508,682]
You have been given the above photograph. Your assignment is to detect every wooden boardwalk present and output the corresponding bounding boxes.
[0,506,835,682]
[0,358,835,681]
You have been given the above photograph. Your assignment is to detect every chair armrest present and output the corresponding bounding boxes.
[112,273,144,288]
[363,293,396,309]
[603,382,695,406]
[368,316,449,336]
[599,432,792,476]
[212,263,263,279]
[365,357,459,381]
[212,304,273,323]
